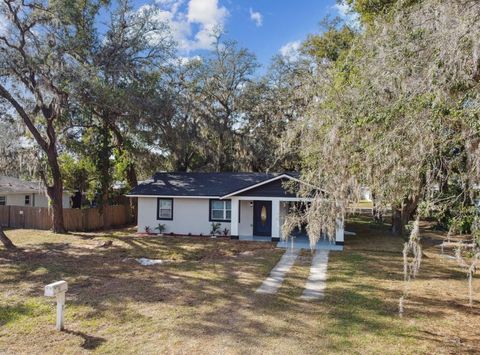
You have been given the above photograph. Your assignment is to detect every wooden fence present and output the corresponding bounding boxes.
[0,205,134,231]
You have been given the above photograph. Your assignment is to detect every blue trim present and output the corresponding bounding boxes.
[335,241,344,246]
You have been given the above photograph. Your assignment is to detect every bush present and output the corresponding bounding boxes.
[210,222,221,235]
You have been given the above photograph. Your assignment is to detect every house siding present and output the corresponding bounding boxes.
[3,194,29,207]
[239,200,254,236]
[136,198,291,237]
[0,193,71,208]
[137,197,231,235]
[237,179,297,197]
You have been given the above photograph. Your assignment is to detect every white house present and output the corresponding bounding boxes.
[0,176,71,208]
[127,172,344,246]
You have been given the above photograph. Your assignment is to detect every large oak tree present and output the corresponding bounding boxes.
[0,0,96,232]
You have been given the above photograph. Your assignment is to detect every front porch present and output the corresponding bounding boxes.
[275,235,343,251]
[239,234,344,251]
[229,196,344,250]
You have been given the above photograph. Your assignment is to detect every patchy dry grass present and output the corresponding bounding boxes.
[350,200,374,209]
[0,220,479,354]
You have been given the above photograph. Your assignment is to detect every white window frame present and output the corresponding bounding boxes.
[157,198,173,220]
[210,199,231,222]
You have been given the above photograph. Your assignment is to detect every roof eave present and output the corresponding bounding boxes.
[126,194,221,199]
[220,174,323,199]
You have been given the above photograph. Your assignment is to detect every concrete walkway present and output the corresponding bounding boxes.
[301,250,329,300]
[256,248,300,294]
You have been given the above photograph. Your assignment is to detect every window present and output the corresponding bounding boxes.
[0,196,5,206]
[157,198,173,220]
[209,199,231,222]
[25,195,30,205]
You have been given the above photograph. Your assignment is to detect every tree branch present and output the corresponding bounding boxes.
[0,82,49,152]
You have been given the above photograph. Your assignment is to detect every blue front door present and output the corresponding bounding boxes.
[253,201,272,236]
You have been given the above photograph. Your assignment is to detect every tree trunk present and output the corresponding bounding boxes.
[392,206,403,235]
[101,192,110,230]
[48,186,66,233]
[98,120,112,230]
[172,153,188,172]
[125,163,138,188]
[371,193,383,223]
[126,163,138,224]
[0,225,16,250]
[401,197,419,233]
[45,149,66,233]
[391,196,420,237]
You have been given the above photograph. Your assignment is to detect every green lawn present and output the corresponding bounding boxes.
[350,200,374,209]
[0,221,478,354]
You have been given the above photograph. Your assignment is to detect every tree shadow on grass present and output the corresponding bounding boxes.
[0,237,286,345]
[172,248,418,351]
[63,329,106,350]
[1,222,478,353]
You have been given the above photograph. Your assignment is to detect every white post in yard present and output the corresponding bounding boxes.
[335,217,344,246]
[44,280,68,331]
[55,292,65,330]
[230,197,239,239]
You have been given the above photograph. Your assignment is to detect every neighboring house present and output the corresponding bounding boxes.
[127,172,344,245]
[359,187,372,201]
[0,176,71,208]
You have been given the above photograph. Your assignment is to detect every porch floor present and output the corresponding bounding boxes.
[239,235,272,242]
[238,235,343,251]
[277,236,343,251]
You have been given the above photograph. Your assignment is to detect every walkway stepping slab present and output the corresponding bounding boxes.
[256,248,300,294]
[301,250,329,300]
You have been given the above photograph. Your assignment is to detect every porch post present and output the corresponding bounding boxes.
[335,216,344,245]
[271,199,280,241]
[230,197,239,239]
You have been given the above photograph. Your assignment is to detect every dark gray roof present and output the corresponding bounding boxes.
[0,176,43,194]
[128,172,299,197]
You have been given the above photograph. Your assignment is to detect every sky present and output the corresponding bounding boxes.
[131,0,346,69]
